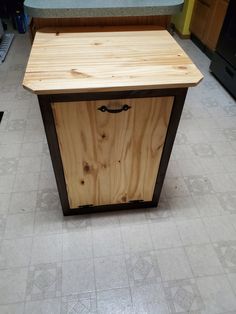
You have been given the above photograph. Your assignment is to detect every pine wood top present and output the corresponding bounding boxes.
[23,28,203,95]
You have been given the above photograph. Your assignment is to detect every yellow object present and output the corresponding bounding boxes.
[172,0,196,37]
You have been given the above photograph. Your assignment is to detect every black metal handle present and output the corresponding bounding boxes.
[98,104,131,114]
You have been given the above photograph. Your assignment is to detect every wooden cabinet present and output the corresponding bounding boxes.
[23,29,202,215]
[204,0,229,50]
[190,0,215,42]
[190,0,229,51]
[52,97,173,208]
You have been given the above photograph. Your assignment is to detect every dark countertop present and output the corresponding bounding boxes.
[24,0,184,18]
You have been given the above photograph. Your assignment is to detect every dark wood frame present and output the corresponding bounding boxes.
[38,87,187,216]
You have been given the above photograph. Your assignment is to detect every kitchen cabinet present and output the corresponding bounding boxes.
[190,0,229,51]
[24,0,184,40]
[204,0,229,51]
[23,29,202,215]
[190,0,214,42]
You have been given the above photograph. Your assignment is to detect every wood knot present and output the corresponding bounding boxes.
[83,162,90,173]
[94,42,102,46]
[178,66,187,70]
[70,69,91,78]
[101,133,106,139]
[80,180,85,185]
[121,195,127,202]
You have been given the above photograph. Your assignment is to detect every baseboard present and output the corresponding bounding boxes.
[191,34,214,59]
[174,27,191,39]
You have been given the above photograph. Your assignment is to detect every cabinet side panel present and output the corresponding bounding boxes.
[52,97,173,208]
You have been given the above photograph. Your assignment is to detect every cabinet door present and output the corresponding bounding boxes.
[52,97,173,208]
[190,0,214,41]
[204,0,229,50]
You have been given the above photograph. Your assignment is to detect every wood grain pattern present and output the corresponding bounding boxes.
[52,96,173,208]
[23,29,203,95]
[190,0,214,41]
[204,0,229,50]
[190,0,229,51]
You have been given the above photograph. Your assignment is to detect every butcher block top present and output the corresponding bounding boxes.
[23,29,203,95]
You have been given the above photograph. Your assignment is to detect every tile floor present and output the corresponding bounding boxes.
[0,29,236,314]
